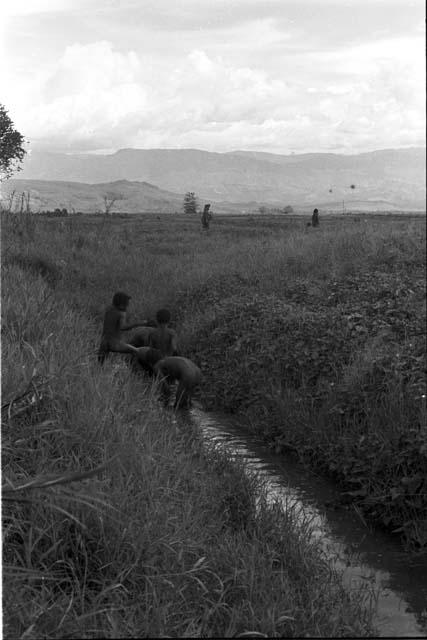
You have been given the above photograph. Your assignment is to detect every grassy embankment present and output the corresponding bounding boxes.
[179,214,426,549]
[2,211,375,638]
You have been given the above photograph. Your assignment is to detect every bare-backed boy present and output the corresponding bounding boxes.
[154,356,202,409]
[148,309,178,357]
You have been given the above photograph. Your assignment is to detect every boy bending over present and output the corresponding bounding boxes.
[154,356,202,409]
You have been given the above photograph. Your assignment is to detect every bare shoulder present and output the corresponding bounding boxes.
[172,356,200,371]
[104,305,121,324]
[106,305,122,318]
[157,357,201,381]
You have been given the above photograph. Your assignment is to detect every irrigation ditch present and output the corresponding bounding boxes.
[175,405,427,638]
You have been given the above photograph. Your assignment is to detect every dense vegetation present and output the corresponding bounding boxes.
[179,216,426,549]
[0,104,26,181]
[2,211,380,638]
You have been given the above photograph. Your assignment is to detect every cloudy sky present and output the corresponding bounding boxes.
[1,0,425,155]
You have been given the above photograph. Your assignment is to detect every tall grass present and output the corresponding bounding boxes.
[2,213,376,637]
[175,215,426,548]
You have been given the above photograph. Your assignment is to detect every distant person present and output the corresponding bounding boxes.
[97,292,147,364]
[154,356,202,409]
[148,308,178,357]
[311,208,319,227]
[201,204,212,231]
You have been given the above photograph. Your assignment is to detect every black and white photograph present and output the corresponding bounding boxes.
[1,1,426,637]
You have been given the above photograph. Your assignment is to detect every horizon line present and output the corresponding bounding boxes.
[26,144,427,158]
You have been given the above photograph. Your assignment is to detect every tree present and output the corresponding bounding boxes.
[183,192,198,215]
[103,192,124,215]
[0,104,26,181]
[283,205,294,214]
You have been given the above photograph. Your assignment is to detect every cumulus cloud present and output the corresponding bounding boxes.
[2,41,301,151]
[44,41,141,98]
[2,28,425,154]
[2,42,148,151]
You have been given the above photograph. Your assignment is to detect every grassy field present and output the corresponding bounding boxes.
[2,209,425,637]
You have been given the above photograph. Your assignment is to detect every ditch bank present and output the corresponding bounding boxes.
[178,267,427,549]
[183,406,427,637]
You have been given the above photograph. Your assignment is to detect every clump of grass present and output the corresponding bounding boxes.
[257,378,426,546]
[1,209,37,243]
[5,253,62,286]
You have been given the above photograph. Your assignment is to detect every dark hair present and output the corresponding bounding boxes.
[112,291,131,307]
[156,308,171,324]
[313,208,319,214]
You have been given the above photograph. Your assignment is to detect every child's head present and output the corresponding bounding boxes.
[112,291,131,310]
[156,308,171,326]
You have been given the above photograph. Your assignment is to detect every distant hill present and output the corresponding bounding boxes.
[1,179,183,214]
[7,146,426,211]
[1,178,255,214]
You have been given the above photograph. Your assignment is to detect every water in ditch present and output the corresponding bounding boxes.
[178,406,427,638]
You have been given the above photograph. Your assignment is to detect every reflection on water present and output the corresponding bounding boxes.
[184,407,427,638]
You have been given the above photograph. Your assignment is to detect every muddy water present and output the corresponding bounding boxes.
[183,407,427,638]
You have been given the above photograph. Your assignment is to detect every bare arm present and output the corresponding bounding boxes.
[120,313,148,331]
[122,321,148,331]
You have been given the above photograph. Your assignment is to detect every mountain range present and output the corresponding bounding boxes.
[3,146,425,212]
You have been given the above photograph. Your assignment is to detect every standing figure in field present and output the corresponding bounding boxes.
[148,309,178,357]
[97,292,147,364]
[154,356,202,409]
[201,204,212,231]
[311,208,319,227]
